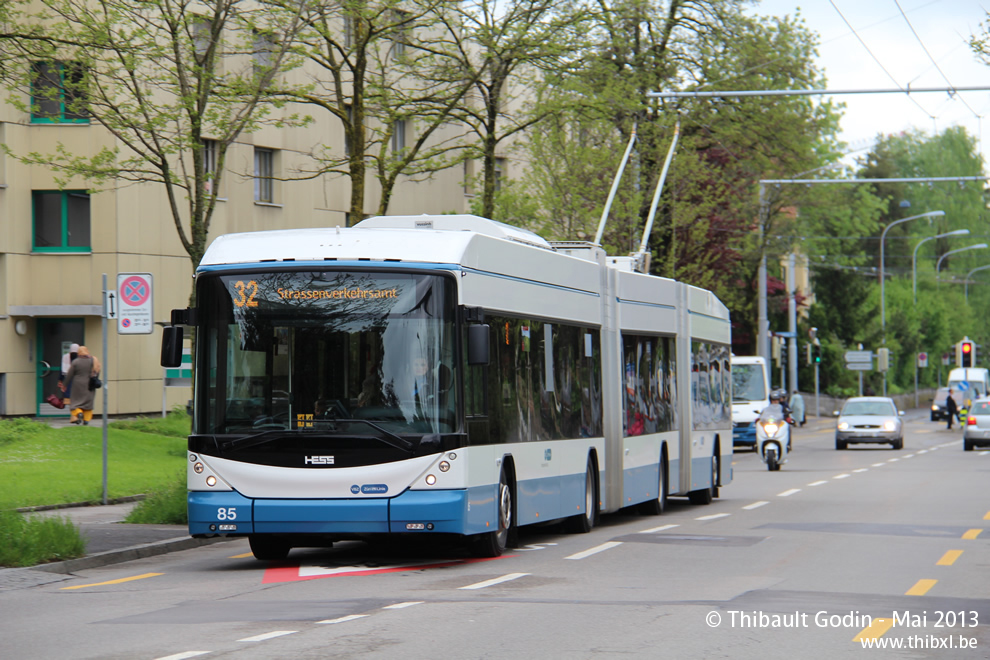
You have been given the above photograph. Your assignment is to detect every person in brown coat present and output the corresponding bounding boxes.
[65,346,101,425]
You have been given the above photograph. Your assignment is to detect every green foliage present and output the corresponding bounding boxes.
[111,409,191,439]
[0,418,49,446]
[125,472,187,525]
[0,510,86,567]
[0,423,186,509]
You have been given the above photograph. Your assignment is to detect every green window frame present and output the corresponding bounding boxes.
[31,62,89,124]
[32,190,91,252]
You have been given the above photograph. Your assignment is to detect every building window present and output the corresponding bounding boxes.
[31,61,88,123]
[33,191,91,252]
[254,147,274,203]
[253,29,275,77]
[495,157,506,192]
[391,10,410,58]
[344,104,353,157]
[392,119,406,153]
[343,16,354,49]
[192,18,212,59]
[202,139,218,195]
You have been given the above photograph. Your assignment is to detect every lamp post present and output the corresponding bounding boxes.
[965,264,990,301]
[880,211,945,339]
[936,243,990,275]
[913,229,969,303]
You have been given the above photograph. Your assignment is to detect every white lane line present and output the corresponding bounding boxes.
[833,473,851,480]
[853,468,869,473]
[239,631,297,643]
[565,542,624,561]
[459,572,531,589]
[383,601,425,610]
[317,614,370,625]
[807,480,828,487]
[917,449,929,454]
[695,513,731,521]
[887,458,900,462]
[903,454,915,459]
[872,462,886,467]
[639,524,679,533]
[742,501,769,510]
[777,488,801,497]
[154,654,210,660]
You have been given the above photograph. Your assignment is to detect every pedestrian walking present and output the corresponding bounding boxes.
[945,390,958,430]
[790,390,806,426]
[64,346,101,425]
[58,342,80,404]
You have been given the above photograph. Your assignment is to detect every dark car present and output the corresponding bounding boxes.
[931,387,951,422]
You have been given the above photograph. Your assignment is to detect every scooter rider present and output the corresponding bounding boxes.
[770,389,795,450]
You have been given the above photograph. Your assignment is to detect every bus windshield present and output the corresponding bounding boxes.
[196,270,457,436]
[732,363,766,402]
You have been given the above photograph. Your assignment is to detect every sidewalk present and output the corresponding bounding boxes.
[0,499,234,592]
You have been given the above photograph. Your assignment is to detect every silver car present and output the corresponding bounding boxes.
[963,398,990,451]
[835,397,904,450]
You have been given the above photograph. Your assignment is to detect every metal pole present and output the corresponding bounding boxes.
[814,362,820,418]
[650,85,990,99]
[637,122,679,256]
[757,184,768,363]
[964,264,990,302]
[787,252,797,394]
[914,229,969,303]
[101,273,109,506]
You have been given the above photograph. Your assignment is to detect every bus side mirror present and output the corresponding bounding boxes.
[467,324,490,366]
[161,326,183,367]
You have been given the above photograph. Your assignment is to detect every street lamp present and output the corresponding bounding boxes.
[936,243,990,275]
[965,264,990,301]
[913,228,969,302]
[880,210,945,339]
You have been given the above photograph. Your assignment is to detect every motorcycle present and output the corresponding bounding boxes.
[756,403,792,471]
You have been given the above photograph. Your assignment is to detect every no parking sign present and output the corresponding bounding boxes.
[117,273,153,335]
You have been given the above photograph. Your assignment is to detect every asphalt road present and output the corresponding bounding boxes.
[1,412,988,659]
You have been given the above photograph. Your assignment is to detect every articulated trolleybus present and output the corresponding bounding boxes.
[161,214,732,560]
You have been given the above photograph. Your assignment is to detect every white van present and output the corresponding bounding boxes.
[731,356,770,449]
[947,368,990,402]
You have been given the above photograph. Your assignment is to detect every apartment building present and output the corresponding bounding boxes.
[0,22,504,417]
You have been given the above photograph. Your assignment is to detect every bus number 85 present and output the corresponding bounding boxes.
[217,508,238,520]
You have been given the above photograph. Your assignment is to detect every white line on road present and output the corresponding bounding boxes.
[777,488,801,497]
[459,573,531,589]
[853,468,869,473]
[887,458,900,462]
[639,524,679,533]
[383,602,425,610]
[903,454,915,459]
[317,614,370,625]
[917,449,929,454]
[872,462,886,467]
[695,513,731,521]
[565,542,624,560]
[239,631,297,642]
[807,480,828,486]
[742,501,769,510]
[154,654,210,660]
[833,474,851,480]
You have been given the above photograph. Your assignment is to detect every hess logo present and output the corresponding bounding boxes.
[304,455,335,465]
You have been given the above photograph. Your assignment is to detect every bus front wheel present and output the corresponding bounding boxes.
[249,535,291,561]
[472,469,513,557]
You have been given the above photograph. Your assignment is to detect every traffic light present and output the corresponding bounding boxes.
[806,344,812,365]
[813,343,821,364]
[878,347,890,372]
[961,340,974,368]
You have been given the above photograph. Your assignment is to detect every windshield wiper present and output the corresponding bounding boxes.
[330,419,414,452]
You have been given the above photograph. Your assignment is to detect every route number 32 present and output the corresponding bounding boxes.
[216,507,238,520]
[232,280,259,308]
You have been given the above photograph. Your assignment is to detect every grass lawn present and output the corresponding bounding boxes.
[0,414,188,510]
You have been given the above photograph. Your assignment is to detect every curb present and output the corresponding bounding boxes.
[16,495,146,514]
[31,535,238,575]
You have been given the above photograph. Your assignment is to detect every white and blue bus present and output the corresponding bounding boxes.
[161,215,732,560]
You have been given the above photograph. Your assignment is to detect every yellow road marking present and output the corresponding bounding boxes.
[61,572,162,590]
[962,528,983,540]
[983,511,990,520]
[905,579,937,596]
[936,550,963,566]
[229,552,255,559]
[852,616,894,642]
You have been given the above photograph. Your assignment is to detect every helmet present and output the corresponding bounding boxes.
[771,389,785,401]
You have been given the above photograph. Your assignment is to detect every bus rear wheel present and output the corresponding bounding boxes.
[472,469,513,557]
[249,535,291,561]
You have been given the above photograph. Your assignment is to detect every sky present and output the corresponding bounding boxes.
[745,0,990,169]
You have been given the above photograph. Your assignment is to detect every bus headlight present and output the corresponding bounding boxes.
[206,475,217,487]
[425,474,437,486]
[194,462,204,474]
[439,461,450,472]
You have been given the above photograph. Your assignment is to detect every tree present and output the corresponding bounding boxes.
[0,0,313,279]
